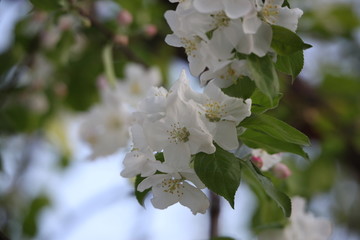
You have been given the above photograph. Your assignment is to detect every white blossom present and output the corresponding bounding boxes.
[193,0,253,19]
[137,167,209,215]
[116,63,162,107]
[79,102,130,159]
[258,197,332,240]
[256,0,303,32]
[194,83,252,150]
[251,149,282,171]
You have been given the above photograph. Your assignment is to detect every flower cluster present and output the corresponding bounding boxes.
[79,63,161,159]
[165,0,303,87]
[121,71,252,214]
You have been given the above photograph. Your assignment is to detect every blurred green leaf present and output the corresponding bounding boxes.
[29,0,61,11]
[22,195,50,237]
[241,159,291,217]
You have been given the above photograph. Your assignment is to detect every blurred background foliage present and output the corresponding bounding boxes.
[0,0,359,239]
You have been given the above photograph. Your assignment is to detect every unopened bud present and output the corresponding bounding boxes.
[251,156,263,169]
[114,34,129,46]
[53,82,68,98]
[144,24,158,37]
[272,163,292,179]
[117,10,133,26]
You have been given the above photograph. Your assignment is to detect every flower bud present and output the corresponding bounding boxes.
[117,10,133,26]
[272,163,292,179]
[114,34,129,46]
[144,24,158,37]
[251,156,263,169]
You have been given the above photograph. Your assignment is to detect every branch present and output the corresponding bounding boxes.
[67,0,149,68]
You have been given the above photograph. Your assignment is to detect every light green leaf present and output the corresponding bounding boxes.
[247,54,279,101]
[239,129,309,159]
[240,114,310,146]
[251,89,282,114]
[271,25,310,56]
[194,146,242,208]
[275,50,304,80]
[240,159,292,217]
[102,44,117,87]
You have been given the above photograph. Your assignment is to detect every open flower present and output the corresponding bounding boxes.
[137,167,209,215]
[251,149,282,171]
[256,0,303,32]
[193,0,253,19]
[194,83,252,150]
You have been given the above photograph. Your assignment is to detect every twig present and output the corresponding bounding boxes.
[67,0,149,68]
[209,191,220,238]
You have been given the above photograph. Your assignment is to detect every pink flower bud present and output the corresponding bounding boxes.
[117,10,133,26]
[144,24,158,37]
[251,156,263,169]
[272,163,292,179]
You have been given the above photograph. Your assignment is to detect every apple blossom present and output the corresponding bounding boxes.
[258,196,332,240]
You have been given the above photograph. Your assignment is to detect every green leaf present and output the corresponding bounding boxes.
[275,50,304,80]
[271,25,309,56]
[221,76,256,99]
[102,44,117,87]
[240,159,292,217]
[282,0,290,8]
[247,54,279,101]
[239,129,309,159]
[29,0,61,11]
[135,175,151,207]
[194,146,242,208]
[240,114,310,146]
[251,89,282,114]
[22,195,51,237]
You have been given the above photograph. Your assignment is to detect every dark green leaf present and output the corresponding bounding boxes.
[271,25,309,56]
[251,89,282,114]
[194,146,242,208]
[221,76,255,99]
[29,0,61,11]
[282,0,290,8]
[240,159,291,217]
[240,114,310,146]
[135,175,151,207]
[275,50,304,80]
[247,54,279,101]
[239,129,309,159]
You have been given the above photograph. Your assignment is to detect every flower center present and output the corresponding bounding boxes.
[161,178,184,196]
[211,11,230,28]
[180,37,198,57]
[204,100,226,122]
[130,82,142,95]
[261,0,280,24]
[107,115,123,129]
[167,122,190,143]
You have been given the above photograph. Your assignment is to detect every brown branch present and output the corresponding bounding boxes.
[209,191,220,238]
[67,0,149,68]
